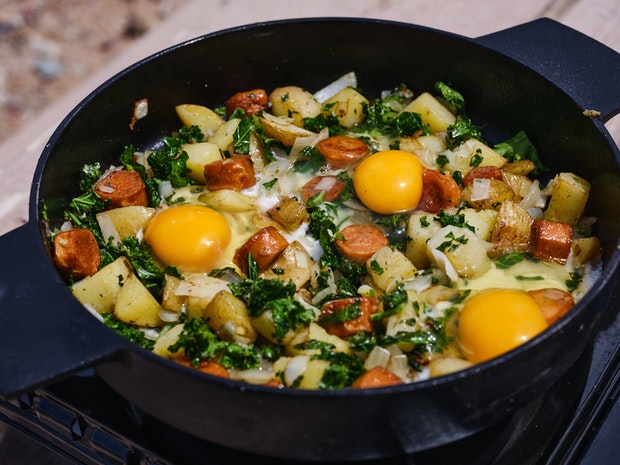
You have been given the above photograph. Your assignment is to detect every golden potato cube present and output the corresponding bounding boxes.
[267,197,308,232]
[405,212,442,269]
[175,104,225,137]
[261,241,314,289]
[286,322,350,356]
[198,189,256,212]
[545,172,591,226]
[367,246,416,292]
[462,179,515,210]
[427,226,492,279]
[402,92,455,133]
[203,290,258,343]
[570,236,601,267]
[489,200,533,256]
[114,272,164,327]
[161,274,185,312]
[429,356,473,378]
[269,86,322,128]
[461,208,497,241]
[182,141,223,184]
[298,358,331,389]
[152,323,185,358]
[96,206,155,244]
[258,112,316,147]
[208,118,241,152]
[323,87,369,129]
[399,134,447,168]
[72,256,133,314]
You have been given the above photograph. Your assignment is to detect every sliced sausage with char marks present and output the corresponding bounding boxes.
[316,135,370,169]
[53,228,101,279]
[233,226,289,275]
[320,296,379,337]
[527,288,575,324]
[225,89,268,117]
[300,175,345,202]
[204,155,256,191]
[530,219,573,264]
[351,366,404,389]
[417,168,461,213]
[335,224,389,265]
[94,170,148,208]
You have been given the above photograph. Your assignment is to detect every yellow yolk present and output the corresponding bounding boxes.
[353,150,424,214]
[144,204,231,273]
[457,289,549,364]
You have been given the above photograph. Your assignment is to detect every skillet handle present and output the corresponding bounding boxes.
[476,17,620,123]
[0,222,127,399]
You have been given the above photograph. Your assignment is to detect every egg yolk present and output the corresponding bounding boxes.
[457,289,548,364]
[353,150,424,214]
[144,205,231,273]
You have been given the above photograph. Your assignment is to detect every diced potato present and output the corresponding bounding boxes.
[502,171,533,202]
[203,290,257,343]
[261,241,314,289]
[181,142,223,184]
[570,236,601,267]
[161,274,185,312]
[114,272,164,327]
[267,197,308,232]
[502,160,536,176]
[198,189,256,212]
[461,179,515,210]
[96,206,155,244]
[286,322,350,356]
[72,256,133,314]
[426,225,492,280]
[545,172,591,226]
[399,134,447,168]
[172,274,231,319]
[489,200,533,256]
[209,118,241,152]
[448,139,507,176]
[323,87,368,129]
[428,356,474,378]
[269,86,322,128]
[252,309,296,344]
[405,212,442,269]
[367,246,416,292]
[175,104,225,137]
[298,358,330,389]
[258,112,316,147]
[461,208,497,241]
[402,92,455,133]
[152,323,185,358]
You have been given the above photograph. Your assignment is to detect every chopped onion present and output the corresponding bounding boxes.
[158,308,181,323]
[97,184,115,194]
[470,178,491,201]
[313,175,339,192]
[141,328,160,341]
[430,248,459,282]
[230,369,275,385]
[388,354,410,381]
[364,345,391,370]
[174,275,229,298]
[284,356,309,386]
[158,180,174,199]
[313,72,357,103]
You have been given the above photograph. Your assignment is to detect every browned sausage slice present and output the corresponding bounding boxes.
[527,288,574,324]
[351,366,404,389]
[335,224,389,265]
[53,228,101,279]
[320,296,379,337]
[461,166,503,188]
[417,168,461,213]
[300,175,345,202]
[204,155,256,191]
[94,170,148,208]
[530,219,573,264]
[225,89,268,117]
[233,226,289,275]
[316,135,370,169]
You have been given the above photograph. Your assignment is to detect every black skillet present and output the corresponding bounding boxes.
[1,17,620,461]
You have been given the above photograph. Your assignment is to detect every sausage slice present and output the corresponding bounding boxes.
[530,219,573,264]
[317,136,370,169]
[94,170,148,208]
[204,155,256,191]
[417,168,461,213]
[320,296,379,337]
[335,224,389,265]
[53,228,101,279]
[233,226,289,275]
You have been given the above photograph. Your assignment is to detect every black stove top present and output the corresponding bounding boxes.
[2,284,619,465]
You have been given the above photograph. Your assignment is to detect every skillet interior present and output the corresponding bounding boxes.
[33,18,620,460]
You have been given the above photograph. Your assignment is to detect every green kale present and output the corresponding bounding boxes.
[102,313,155,350]
[494,251,527,269]
[566,270,583,293]
[293,146,326,173]
[493,130,547,176]
[371,284,408,322]
[233,117,254,155]
[79,163,102,191]
[312,349,365,390]
[434,209,475,232]
[317,301,362,326]
[264,298,315,342]
[167,316,261,370]
[348,331,378,354]
[445,118,485,150]
[435,81,466,116]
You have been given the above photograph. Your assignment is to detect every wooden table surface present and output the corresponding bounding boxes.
[1,0,619,236]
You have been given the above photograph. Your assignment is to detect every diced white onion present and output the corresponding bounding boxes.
[174,275,229,299]
[97,184,115,194]
[470,178,491,201]
[430,248,459,282]
[158,308,181,323]
[141,328,160,340]
[364,345,391,370]
[313,72,357,103]
[230,368,275,385]
[284,356,309,386]
[158,180,174,199]
[313,176,339,192]
[388,354,410,381]
[134,98,148,120]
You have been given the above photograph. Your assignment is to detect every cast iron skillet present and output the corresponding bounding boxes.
[1,17,620,461]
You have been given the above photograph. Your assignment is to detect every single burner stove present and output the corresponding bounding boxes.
[2,282,619,465]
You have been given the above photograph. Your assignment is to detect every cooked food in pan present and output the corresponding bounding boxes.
[51,73,600,389]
